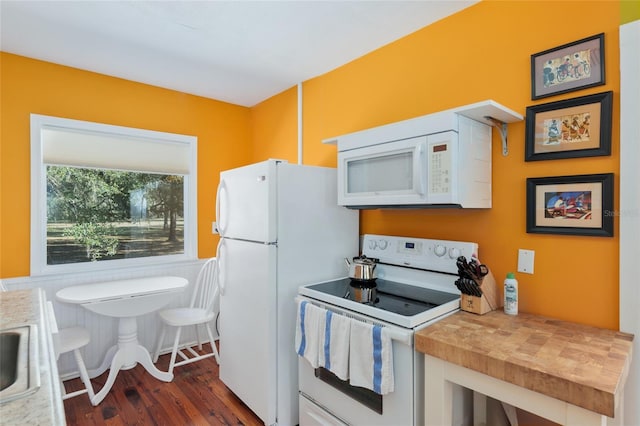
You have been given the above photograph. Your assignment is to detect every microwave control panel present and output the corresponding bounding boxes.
[428,132,454,195]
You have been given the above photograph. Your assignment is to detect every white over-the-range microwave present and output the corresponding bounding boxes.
[324,100,523,209]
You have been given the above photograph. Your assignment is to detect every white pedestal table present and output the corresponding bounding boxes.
[56,276,188,405]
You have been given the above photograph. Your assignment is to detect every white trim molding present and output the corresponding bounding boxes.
[619,19,640,426]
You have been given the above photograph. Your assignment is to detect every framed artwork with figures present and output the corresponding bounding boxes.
[526,173,613,237]
[525,91,612,162]
[531,33,605,100]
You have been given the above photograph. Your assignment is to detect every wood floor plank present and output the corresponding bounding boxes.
[62,346,264,426]
[177,368,229,423]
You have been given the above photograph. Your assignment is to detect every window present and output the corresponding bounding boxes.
[31,114,197,275]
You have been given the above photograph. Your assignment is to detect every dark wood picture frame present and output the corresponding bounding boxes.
[525,91,612,162]
[531,33,605,100]
[526,173,614,237]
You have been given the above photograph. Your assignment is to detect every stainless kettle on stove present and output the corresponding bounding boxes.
[345,255,377,281]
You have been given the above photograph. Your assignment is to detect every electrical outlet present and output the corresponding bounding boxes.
[517,249,535,274]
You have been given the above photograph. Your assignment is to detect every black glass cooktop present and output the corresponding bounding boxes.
[305,278,459,317]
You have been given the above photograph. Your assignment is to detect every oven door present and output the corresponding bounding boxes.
[297,300,418,426]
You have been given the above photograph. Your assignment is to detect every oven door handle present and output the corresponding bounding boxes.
[379,325,413,346]
[296,296,414,346]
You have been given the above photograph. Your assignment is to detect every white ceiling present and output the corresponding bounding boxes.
[1,1,477,107]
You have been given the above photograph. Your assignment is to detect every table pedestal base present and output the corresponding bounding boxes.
[88,316,173,405]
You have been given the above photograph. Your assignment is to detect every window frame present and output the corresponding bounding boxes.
[30,114,198,276]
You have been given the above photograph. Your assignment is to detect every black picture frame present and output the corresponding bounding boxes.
[526,173,613,237]
[525,91,612,162]
[531,33,605,100]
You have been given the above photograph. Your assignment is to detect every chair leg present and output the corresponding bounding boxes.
[59,377,68,399]
[73,348,97,404]
[168,327,182,375]
[205,323,220,364]
[195,324,203,351]
[153,325,166,363]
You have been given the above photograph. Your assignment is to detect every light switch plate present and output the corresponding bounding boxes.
[518,249,535,274]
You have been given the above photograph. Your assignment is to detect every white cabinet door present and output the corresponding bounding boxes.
[218,237,277,425]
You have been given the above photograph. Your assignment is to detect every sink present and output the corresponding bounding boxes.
[0,325,41,404]
[0,332,21,390]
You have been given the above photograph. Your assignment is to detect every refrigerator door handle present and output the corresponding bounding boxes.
[216,238,226,295]
[216,179,227,237]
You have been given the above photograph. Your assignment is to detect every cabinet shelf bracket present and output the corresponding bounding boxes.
[484,116,509,156]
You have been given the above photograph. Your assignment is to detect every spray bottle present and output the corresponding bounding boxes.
[504,272,518,315]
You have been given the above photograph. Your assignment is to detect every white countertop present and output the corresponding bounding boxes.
[0,288,66,425]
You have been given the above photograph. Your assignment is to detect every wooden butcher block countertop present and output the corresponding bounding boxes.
[415,310,634,417]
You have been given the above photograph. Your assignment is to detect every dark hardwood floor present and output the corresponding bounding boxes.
[62,344,264,425]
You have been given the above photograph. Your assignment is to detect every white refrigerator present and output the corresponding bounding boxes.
[215,159,359,425]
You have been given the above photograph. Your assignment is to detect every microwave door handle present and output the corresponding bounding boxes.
[413,142,426,195]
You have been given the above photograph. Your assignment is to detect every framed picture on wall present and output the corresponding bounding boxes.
[531,33,605,100]
[525,91,612,161]
[526,173,613,237]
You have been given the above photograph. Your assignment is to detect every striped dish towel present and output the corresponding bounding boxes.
[318,310,351,380]
[349,320,394,395]
[295,299,325,368]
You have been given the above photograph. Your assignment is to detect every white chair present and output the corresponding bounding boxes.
[47,302,97,405]
[153,258,220,376]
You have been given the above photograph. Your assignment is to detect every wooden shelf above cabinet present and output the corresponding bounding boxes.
[453,99,523,124]
[453,100,523,156]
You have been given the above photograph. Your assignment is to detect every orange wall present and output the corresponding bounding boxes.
[249,86,299,164]
[251,1,621,329]
[0,53,252,277]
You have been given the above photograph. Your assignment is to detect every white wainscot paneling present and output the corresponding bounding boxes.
[1,260,213,378]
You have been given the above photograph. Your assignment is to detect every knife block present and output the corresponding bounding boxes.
[460,269,501,315]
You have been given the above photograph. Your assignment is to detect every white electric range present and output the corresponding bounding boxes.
[297,234,478,426]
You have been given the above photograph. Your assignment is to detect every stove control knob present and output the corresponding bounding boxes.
[368,240,377,250]
[434,245,446,257]
[377,239,388,250]
[449,247,461,259]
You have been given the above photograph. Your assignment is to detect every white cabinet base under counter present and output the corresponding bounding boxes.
[424,354,623,426]
[416,311,634,426]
